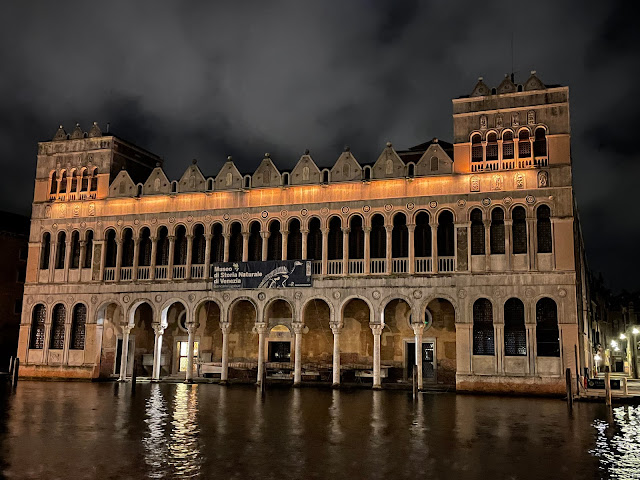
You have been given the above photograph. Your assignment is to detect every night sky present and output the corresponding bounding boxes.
[1,1,638,290]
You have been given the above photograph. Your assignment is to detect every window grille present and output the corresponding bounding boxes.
[503,132,514,160]
[71,304,87,350]
[518,131,531,158]
[30,304,46,349]
[536,298,559,357]
[50,304,66,350]
[470,209,485,255]
[490,208,505,254]
[504,298,526,356]
[537,205,552,253]
[471,135,483,162]
[486,133,498,161]
[512,207,527,254]
[473,299,494,355]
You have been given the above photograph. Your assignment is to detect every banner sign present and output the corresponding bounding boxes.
[211,260,312,289]
[587,378,621,390]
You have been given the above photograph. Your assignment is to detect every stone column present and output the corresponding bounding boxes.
[504,219,512,272]
[152,324,165,381]
[321,228,328,275]
[300,229,308,260]
[241,231,249,262]
[220,322,231,383]
[185,322,197,383]
[385,225,393,274]
[550,217,557,270]
[98,240,106,282]
[223,233,230,262]
[114,239,123,282]
[78,240,87,278]
[363,226,371,274]
[204,234,212,279]
[407,224,416,274]
[527,217,537,271]
[412,323,425,390]
[430,221,438,273]
[132,239,140,280]
[342,227,349,274]
[186,234,194,279]
[293,322,304,385]
[256,322,268,385]
[118,325,132,381]
[281,230,289,261]
[331,323,342,387]
[261,232,270,261]
[48,240,56,282]
[167,236,176,280]
[150,236,158,280]
[371,323,384,389]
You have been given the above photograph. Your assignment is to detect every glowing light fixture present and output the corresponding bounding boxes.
[633,327,640,335]
[594,354,601,363]
[610,340,618,348]
[620,333,627,340]
[614,346,620,352]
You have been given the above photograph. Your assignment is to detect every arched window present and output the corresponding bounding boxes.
[430,157,439,172]
[171,181,178,193]
[84,230,94,268]
[534,128,547,157]
[55,231,66,269]
[327,216,342,260]
[174,226,187,265]
[363,166,372,180]
[105,229,117,268]
[536,298,559,357]
[502,131,514,160]
[192,224,206,264]
[414,212,431,257]
[486,132,498,161]
[70,303,87,350]
[348,216,364,259]
[122,229,134,267]
[504,298,526,356]
[70,170,78,192]
[391,213,408,258]
[267,220,282,261]
[307,218,322,260]
[59,171,68,194]
[244,176,251,189]
[70,231,80,269]
[437,211,454,257]
[370,214,386,259]
[138,228,152,266]
[40,233,51,269]
[512,206,527,254]
[90,168,98,191]
[50,172,58,195]
[136,184,143,197]
[248,221,262,261]
[50,303,66,349]
[229,222,243,262]
[156,227,169,266]
[470,208,485,255]
[207,178,214,191]
[537,205,552,253]
[490,208,505,254]
[407,163,415,177]
[80,169,88,191]
[287,218,302,260]
[473,298,494,355]
[518,130,531,158]
[211,223,224,263]
[282,173,290,186]
[30,304,46,349]
[471,134,483,162]
[322,170,330,184]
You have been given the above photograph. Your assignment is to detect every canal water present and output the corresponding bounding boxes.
[0,382,639,479]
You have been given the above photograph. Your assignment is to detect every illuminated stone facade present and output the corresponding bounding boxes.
[18,73,593,394]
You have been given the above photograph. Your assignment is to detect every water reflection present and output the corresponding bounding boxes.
[592,405,640,479]
[168,384,201,478]
[143,384,169,478]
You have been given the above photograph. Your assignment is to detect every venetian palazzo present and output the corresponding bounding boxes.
[18,72,593,395]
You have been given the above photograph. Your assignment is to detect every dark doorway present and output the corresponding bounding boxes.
[406,341,436,382]
[268,341,291,362]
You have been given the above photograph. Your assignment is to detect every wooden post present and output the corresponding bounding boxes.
[131,359,137,395]
[574,345,581,393]
[623,377,628,396]
[565,368,573,410]
[8,356,13,376]
[12,358,19,388]
[605,370,612,406]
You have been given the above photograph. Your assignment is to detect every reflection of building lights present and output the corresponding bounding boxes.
[594,354,601,363]
[614,347,620,352]
[633,327,640,335]
[620,333,627,340]
[611,340,618,348]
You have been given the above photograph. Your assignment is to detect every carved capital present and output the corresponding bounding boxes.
[292,323,305,335]
[370,323,384,335]
[186,322,198,334]
[411,323,425,335]
[153,324,165,335]
[220,322,231,334]
[168,235,176,242]
[255,322,268,335]
[300,229,309,235]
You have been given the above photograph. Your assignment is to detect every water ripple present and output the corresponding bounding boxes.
[591,405,640,479]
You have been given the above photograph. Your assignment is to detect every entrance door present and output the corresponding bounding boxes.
[177,341,199,372]
[268,341,291,362]
[407,341,436,382]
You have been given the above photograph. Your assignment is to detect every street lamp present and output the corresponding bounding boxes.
[620,333,627,340]
[610,340,618,349]
[594,353,602,375]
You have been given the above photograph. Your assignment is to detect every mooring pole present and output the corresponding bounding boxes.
[574,345,581,393]
[412,365,417,401]
[605,370,612,406]
[8,356,13,376]
[565,368,573,410]
[12,358,19,389]
[131,359,137,395]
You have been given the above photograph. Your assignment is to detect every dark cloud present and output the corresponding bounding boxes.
[0,0,638,290]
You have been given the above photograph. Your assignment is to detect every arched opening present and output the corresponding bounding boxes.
[414,211,431,258]
[370,213,386,263]
[195,301,222,376]
[138,227,152,266]
[70,169,78,192]
[437,210,454,257]
[287,218,302,260]
[40,232,51,269]
[381,299,413,382]
[84,230,94,268]
[327,216,342,260]
[80,169,88,192]
[70,303,87,350]
[424,298,456,385]
[229,300,258,374]
[55,231,66,269]
[490,207,505,254]
[244,176,251,189]
[248,221,262,261]
[267,220,282,261]
[301,299,332,378]
[536,298,559,357]
[174,225,187,265]
[512,206,527,254]
[171,181,178,193]
[407,163,415,178]
[473,298,494,355]
[282,172,290,186]
[391,212,408,259]
[130,302,155,377]
[136,184,143,197]
[70,231,80,269]
[533,127,547,157]
[504,298,526,356]
[90,168,98,191]
[105,229,117,268]
[96,302,124,378]
[536,205,552,253]
[156,227,169,266]
[229,222,243,262]
[121,228,134,267]
[518,130,531,158]
[430,156,439,172]
[211,223,224,263]
[50,172,58,195]
[30,304,46,349]
[50,303,66,349]
[207,178,214,191]
[340,298,372,382]
[307,218,322,261]
[471,134,483,162]
[192,224,206,265]
[470,208,485,255]
[363,166,372,180]
[59,171,68,194]
[322,170,330,184]
[502,131,514,160]
[348,215,364,259]
[486,132,498,162]
[265,299,294,365]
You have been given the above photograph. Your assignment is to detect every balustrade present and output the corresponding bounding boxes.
[173,265,186,279]
[103,267,115,281]
[438,256,456,272]
[311,260,322,276]
[155,265,168,280]
[415,257,432,274]
[370,259,386,274]
[392,258,408,274]
[348,259,364,275]
[137,266,151,280]
[120,267,133,281]
[191,264,205,279]
[327,259,343,276]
